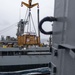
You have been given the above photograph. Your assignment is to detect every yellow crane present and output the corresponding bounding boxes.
[21,0,39,8]
[17,0,41,48]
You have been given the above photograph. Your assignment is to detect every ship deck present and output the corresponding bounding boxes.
[0,47,51,55]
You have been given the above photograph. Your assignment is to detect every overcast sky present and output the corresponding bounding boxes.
[0,0,54,39]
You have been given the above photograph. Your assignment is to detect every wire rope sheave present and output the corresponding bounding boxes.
[39,16,57,35]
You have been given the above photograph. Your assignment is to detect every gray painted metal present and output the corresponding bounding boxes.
[0,55,51,66]
[0,47,50,51]
[16,19,25,36]
[51,0,75,75]
[0,47,51,66]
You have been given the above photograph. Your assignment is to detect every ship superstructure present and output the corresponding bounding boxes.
[39,0,75,75]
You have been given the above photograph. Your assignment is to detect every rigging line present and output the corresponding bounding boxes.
[0,22,17,33]
[27,13,31,33]
[30,15,31,33]
[0,26,16,34]
[0,23,17,33]
[24,8,29,33]
[30,13,37,35]
[24,14,29,33]
[19,6,22,20]
[0,27,14,33]
[24,8,29,21]
[27,10,31,33]
[0,25,17,35]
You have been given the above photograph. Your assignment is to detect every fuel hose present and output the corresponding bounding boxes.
[39,16,57,35]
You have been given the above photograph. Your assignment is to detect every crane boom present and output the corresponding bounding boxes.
[21,0,38,8]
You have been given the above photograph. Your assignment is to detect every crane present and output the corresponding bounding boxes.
[17,0,41,48]
[21,0,39,8]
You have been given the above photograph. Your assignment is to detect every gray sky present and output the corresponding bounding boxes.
[0,0,54,39]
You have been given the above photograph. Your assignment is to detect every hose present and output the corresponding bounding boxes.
[39,16,57,35]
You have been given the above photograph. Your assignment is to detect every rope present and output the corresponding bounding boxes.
[19,7,21,20]
[24,8,29,21]
[0,22,17,34]
[31,13,37,35]
[21,5,38,36]
[27,10,31,33]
